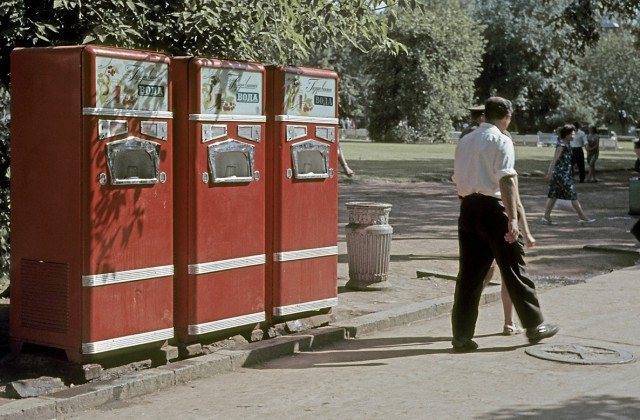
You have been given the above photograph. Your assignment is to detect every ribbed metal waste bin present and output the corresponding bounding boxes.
[345,202,393,290]
[630,177,640,215]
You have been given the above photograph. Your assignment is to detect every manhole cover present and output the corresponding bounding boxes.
[525,343,635,365]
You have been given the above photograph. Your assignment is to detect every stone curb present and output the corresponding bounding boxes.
[0,289,501,420]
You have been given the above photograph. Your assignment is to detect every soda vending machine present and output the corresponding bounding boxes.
[173,57,266,343]
[10,46,174,362]
[265,66,339,320]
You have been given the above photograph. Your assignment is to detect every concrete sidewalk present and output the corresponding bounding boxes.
[1,246,638,419]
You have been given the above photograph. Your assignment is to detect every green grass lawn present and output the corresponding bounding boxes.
[339,141,637,183]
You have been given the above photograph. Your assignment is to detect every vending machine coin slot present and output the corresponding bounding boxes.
[98,119,128,139]
[140,121,168,140]
[202,124,228,143]
[286,125,307,142]
[315,126,335,143]
[237,125,262,142]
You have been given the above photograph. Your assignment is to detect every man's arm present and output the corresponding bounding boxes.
[513,176,535,248]
[499,174,519,244]
[499,175,535,247]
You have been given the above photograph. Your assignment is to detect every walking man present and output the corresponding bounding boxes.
[451,96,559,352]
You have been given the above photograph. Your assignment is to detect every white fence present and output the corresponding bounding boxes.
[341,128,370,140]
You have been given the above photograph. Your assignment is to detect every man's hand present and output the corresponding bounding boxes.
[504,218,519,243]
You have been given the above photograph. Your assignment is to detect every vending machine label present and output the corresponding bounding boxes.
[200,68,263,115]
[284,74,336,118]
[95,56,169,111]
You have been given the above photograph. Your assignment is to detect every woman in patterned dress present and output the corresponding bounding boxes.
[541,124,595,225]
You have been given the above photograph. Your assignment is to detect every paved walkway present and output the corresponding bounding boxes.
[9,264,640,419]
[1,177,639,419]
[2,251,638,419]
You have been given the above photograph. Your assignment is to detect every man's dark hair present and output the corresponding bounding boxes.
[484,97,513,121]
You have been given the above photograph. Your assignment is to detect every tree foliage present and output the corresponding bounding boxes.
[579,29,640,132]
[473,0,640,132]
[0,0,419,280]
[474,0,578,132]
[0,89,8,280]
[367,1,485,142]
[0,0,414,87]
[547,0,640,54]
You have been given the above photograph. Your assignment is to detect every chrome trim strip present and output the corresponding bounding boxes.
[188,254,266,275]
[273,246,338,262]
[82,265,174,287]
[83,107,173,119]
[273,297,338,317]
[188,312,265,335]
[275,115,338,125]
[81,327,174,354]
[190,114,266,122]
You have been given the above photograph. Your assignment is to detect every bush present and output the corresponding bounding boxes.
[0,85,9,282]
[373,125,421,143]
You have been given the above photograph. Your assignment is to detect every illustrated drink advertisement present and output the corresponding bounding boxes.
[200,67,263,115]
[95,56,169,111]
[284,74,336,118]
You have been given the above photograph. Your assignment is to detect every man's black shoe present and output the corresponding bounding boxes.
[452,337,478,352]
[526,323,559,344]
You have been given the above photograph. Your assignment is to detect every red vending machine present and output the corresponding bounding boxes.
[173,57,266,343]
[10,46,174,362]
[265,66,339,320]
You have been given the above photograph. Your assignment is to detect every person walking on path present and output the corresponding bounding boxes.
[542,124,596,225]
[458,104,523,336]
[459,104,485,139]
[571,122,587,183]
[634,127,640,173]
[338,144,355,177]
[452,96,559,352]
[585,125,600,183]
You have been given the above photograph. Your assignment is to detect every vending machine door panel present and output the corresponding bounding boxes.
[81,277,174,354]
[81,47,174,354]
[188,267,265,335]
[174,58,266,343]
[265,66,339,320]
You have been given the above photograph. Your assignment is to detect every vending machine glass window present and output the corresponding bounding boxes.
[106,137,161,185]
[291,139,329,179]
[207,139,255,183]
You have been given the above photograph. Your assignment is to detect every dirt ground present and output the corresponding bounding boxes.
[340,169,640,277]
[330,168,640,322]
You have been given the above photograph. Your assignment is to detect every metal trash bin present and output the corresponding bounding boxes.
[345,202,393,290]
[630,177,640,215]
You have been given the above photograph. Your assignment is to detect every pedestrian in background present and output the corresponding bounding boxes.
[542,123,595,225]
[571,122,587,183]
[634,126,640,173]
[585,125,600,183]
[459,104,485,139]
[451,96,559,352]
[338,144,355,177]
